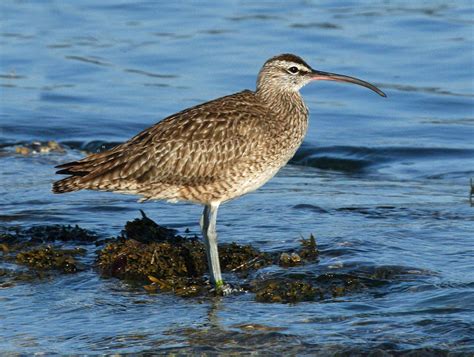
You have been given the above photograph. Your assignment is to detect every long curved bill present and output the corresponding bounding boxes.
[311,70,386,97]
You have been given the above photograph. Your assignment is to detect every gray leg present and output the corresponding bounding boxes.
[201,203,223,289]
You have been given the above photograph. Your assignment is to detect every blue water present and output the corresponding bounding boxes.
[1,0,473,354]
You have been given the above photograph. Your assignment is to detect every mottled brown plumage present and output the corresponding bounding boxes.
[53,60,310,203]
[53,53,385,292]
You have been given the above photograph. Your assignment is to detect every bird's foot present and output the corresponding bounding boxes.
[211,281,241,296]
[219,284,234,296]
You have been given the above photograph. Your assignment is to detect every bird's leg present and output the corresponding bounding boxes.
[201,203,224,291]
[200,210,205,231]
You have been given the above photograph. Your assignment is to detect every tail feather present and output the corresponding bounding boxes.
[53,158,94,193]
[52,158,133,194]
[55,167,89,176]
[52,176,84,193]
[52,147,125,193]
[52,140,148,194]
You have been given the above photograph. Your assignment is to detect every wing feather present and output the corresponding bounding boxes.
[53,90,272,194]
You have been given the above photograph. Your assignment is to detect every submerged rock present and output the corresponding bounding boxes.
[251,271,366,304]
[1,216,411,303]
[0,268,46,288]
[16,246,85,273]
[254,279,320,303]
[0,232,17,250]
[25,224,98,244]
[314,273,364,298]
[0,225,95,285]
[0,224,98,246]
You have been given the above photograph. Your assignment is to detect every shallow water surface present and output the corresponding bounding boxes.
[1,0,473,355]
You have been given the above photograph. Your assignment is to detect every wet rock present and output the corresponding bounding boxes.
[0,268,47,288]
[252,270,368,303]
[123,210,178,243]
[98,214,275,296]
[2,218,411,304]
[314,273,364,297]
[97,214,323,299]
[0,232,18,251]
[1,226,96,281]
[234,323,286,332]
[278,252,302,267]
[219,242,272,272]
[15,140,65,155]
[15,146,31,155]
[254,279,319,303]
[143,275,206,297]
[16,246,85,273]
[0,224,98,246]
[299,234,318,260]
[0,242,9,253]
[25,224,98,244]
[0,230,41,256]
[98,219,210,296]
[98,237,207,282]
[277,234,318,267]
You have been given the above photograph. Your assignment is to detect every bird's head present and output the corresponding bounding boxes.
[256,53,386,97]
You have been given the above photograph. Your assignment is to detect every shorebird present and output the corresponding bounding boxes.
[53,54,386,293]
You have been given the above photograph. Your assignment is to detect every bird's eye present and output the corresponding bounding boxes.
[288,66,299,74]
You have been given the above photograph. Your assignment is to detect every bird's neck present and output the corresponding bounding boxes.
[255,85,309,156]
[256,85,309,125]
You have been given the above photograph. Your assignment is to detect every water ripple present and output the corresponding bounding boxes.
[65,55,111,67]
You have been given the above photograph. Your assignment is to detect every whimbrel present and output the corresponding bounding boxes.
[53,54,386,293]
